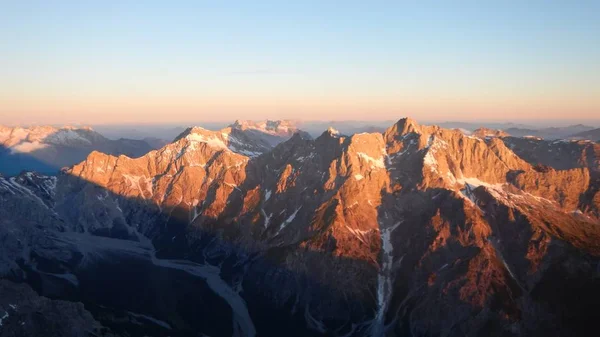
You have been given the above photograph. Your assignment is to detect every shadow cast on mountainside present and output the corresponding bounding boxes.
[3,127,600,337]
[2,164,380,337]
[0,134,158,177]
[0,144,59,176]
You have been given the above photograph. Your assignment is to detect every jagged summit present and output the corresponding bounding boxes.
[316,126,342,140]
[389,117,421,135]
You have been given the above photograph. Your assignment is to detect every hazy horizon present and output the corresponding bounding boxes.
[2,117,600,129]
[3,117,600,137]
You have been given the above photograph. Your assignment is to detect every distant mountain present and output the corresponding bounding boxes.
[470,127,510,138]
[1,117,598,336]
[504,124,595,139]
[142,137,170,149]
[0,125,158,175]
[569,127,600,141]
[91,125,192,142]
[437,121,535,131]
[293,120,394,137]
[502,136,600,171]
[230,119,300,137]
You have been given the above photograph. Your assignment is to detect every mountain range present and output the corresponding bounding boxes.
[0,118,599,336]
[503,124,597,140]
[0,121,305,176]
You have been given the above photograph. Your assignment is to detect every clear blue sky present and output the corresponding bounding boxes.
[1,1,599,124]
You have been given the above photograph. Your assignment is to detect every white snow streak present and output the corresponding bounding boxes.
[278,207,302,233]
[357,152,386,169]
[371,220,403,337]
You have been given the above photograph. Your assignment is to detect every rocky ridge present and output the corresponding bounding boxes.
[1,118,599,336]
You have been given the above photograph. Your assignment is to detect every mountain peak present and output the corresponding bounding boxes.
[169,122,308,158]
[230,119,299,137]
[317,127,345,141]
[326,127,340,135]
[395,117,419,133]
[172,126,212,142]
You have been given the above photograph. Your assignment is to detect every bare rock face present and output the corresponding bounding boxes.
[501,136,600,219]
[501,137,600,172]
[1,118,600,336]
[508,166,590,211]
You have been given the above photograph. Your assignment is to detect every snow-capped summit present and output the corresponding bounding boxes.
[172,125,269,157]
[0,125,98,150]
[171,121,310,158]
[0,125,159,175]
[326,127,340,136]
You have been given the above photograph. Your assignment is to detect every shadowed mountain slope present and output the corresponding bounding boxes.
[1,117,599,336]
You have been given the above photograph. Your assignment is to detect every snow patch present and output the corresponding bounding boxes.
[261,209,272,229]
[346,225,373,244]
[422,136,448,173]
[278,207,302,233]
[122,174,153,198]
[45,129,92,145]
[0,311,8,327]
[357,152,386,169]
[185,133,228,149]
[327,127,340,136]
[238,149,261,157]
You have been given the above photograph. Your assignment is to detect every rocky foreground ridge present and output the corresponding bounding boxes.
[1,118,599,337]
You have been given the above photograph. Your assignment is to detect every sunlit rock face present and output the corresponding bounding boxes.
[1,118,599,336]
